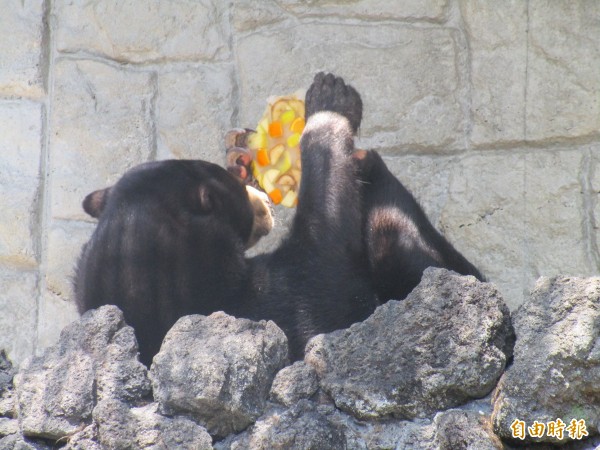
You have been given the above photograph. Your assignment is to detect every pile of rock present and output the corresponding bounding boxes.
[0,268,598,449]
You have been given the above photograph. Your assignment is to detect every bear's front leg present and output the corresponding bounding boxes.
[290,73,364,249]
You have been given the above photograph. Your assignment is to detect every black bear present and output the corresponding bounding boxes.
[76,73,482,366]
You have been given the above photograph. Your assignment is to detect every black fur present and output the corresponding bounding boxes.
[76,73,482,366]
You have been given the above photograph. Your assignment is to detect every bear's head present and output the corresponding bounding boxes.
[77,159,274,365]
[83,159,273,250]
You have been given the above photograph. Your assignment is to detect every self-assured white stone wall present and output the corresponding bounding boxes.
[1,0,599,367]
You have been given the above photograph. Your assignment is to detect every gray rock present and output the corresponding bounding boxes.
[96,326,153,404]
[326,404,501,450]
[63,424,102,450]
[269,361,319,407]
[69,399,213,450]
[220,400,345,450]
[150,312,288,438]
[433,410,502,450]
[306,268,513,420]
[326,411,434,450]
[0,350,16,434]
[0,417,19,437]
[0,433,52,450]
[492,276,600,444]
[0,390,15,421]
[0,350,14,395]
[14,305,151,440]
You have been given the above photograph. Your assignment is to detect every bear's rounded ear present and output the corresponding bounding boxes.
[82,187,111,218]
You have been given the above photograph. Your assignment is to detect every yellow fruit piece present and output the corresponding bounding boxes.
[280,190,297,208]
[269,188,283,205]
[271,99,290,121]
[278,174,295,186]
[269,144,285,164]
[252,162,261,180]
[287,99,305,118]
[276,150,292,173]
[262,169,279,193]
[290,117,305,134]
[280,109,296,124]
[287,133,301,148]
[269,121,284,138]
[256,148,270,166]
[290,169,301,183]
[248,131,267,150]
[257,117,269,134]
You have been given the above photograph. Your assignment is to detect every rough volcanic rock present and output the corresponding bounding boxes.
[150,312,288,438]
[433,409,502,450]
[492,276,600,444]
[305,268,514,420]
[0,351,14,396]
[13,305,151,440]
[0,433,52,449]
[65,399,213,449]
[218,400,346,450]
[0,350,17,438]
[269,361,319,407]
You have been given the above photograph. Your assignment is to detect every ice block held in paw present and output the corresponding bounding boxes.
[247,94,305,208]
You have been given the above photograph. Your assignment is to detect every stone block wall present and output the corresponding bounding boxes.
[1,0,599,367]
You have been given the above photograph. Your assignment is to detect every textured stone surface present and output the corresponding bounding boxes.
[0,351,15,396]
[35,292,79,359]
[433,410,502,450]
[0,101,43,266]
[54,0,230,63]
[591,149,600,273]
[305,268,513,420]
[0,417,19,437]
[14,306,150,440]
[278,0,448,21]
[37,220,94,351]
[156,66,235,162]
[70,399,213,450]
[269,361,319,407]
[220,400,346,450]
[492,276,600,443]
[524,150,591,278]
[0,0,46,99]
[45,220,95,301]
[0,434,51,450]
[49,59,155,221]
[461,0,528,146]
[526,2,600,141]
[0,387,15,419]
[237,23,464,151]
[0,269,38,368]
[305,402,503,450]
[230,0,287,32]
[0,351,17,438]
[150,312,288,438]
[439,152,526,309]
